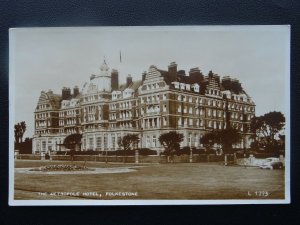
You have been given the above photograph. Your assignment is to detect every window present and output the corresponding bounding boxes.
[112,136,116,149]
[178,118,182,126]
[189,107,193,114]
[42,141,46,152]
[189,118,193,126]
[186,84,190,91]
[184,118,187,126]
[184,106,187,113]
[163,94,167,100]
[117,134,121,147]
[96,137,102,149]
[152,135,156,147]
[146,136,150,147]
[208,109,211,116]
[218,111,222,117]
[163,104,167,112]
[83,138,86,149]
[163,117,167,126]
[104,135,108,150]
[89,137,94,149]
[180,83,185,90]
[178,105,181,113]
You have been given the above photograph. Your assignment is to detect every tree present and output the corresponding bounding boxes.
[14,121,26,145]
[63,133,82,150]
[118,134,139,151]
[214,127,242,154]
[17,137,32,154]
[159,131,184,158]
[200,127,242,154]
[250,111,285,149]
[200,131,217,153]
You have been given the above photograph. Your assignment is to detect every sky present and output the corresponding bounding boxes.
[10,26,290,138]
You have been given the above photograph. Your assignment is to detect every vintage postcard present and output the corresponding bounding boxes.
[9,26,290,205]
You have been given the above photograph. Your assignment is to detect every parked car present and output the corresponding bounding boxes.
[260,157,284,170]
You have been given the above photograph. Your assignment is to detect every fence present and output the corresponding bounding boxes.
[15,154,230,163]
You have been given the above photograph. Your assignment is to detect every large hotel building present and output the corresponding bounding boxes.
[32,61,256,154]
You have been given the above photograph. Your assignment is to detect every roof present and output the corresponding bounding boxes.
[47,93,62,109]
[37,91,62,110]
[157,65,247,95]
[118,80,142,92]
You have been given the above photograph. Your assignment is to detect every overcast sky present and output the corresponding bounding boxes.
[10,26,290,138]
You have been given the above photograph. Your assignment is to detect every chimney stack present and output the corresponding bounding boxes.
[126,74,133,87]
[189,67,204,83]
[168,62,177,82]
[62,87,71,100]
[73,86,79,97]
[111,69,119,90]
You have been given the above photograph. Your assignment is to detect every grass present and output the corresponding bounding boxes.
[14,160,285,200]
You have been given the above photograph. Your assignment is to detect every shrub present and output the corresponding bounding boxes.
[115,150,135,156]
[176,146,190,155]
[137,148,157,156]
[204,148,216,155]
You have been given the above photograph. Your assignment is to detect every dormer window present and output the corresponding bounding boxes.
[193,84,200,93]
[172,82,179,89]
[180,83,185,90]
[186,84,190,91]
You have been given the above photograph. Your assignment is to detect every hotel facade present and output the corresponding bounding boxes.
[32,61,256,154]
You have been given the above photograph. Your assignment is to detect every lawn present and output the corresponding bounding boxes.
[14,160,285,200]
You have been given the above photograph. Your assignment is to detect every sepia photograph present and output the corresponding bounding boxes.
[9,26,290,205]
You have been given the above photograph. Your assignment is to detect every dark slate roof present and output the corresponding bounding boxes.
[45,92,62,110]
[157,66,247,95]
[118,80,142,91]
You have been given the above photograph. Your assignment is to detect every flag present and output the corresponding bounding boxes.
[120,51,122,63]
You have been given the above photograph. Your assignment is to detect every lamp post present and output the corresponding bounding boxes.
[106,149,108,164]
[189,147,193,163]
